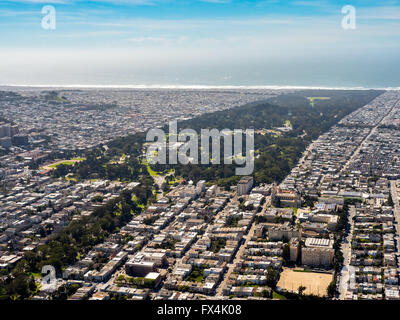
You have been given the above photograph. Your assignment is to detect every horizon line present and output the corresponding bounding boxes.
[0,84,398,91]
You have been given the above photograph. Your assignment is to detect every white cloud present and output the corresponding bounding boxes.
[3,0,69,3]
[291,0,330,6]
[0,9,39,16]
[2,0,160,4]
[199,0,231,3]
[358,6,400,20]
[86,0,157,5]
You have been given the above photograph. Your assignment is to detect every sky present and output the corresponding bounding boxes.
[1,0,400,87]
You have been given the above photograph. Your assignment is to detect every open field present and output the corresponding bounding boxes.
[42,158,85,171]
[307,97,330,107]
[277,268,333,297]
[141,159,161,177]
[48,161,76,168]
[284,119,293,128]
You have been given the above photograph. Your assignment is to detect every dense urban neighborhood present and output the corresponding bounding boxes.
[1,88,400,301]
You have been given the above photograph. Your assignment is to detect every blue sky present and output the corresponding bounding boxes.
[1,0,400,86]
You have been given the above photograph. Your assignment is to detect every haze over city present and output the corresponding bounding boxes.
[1,0,400,87]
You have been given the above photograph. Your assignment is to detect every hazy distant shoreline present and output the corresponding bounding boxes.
[0,84,398,91]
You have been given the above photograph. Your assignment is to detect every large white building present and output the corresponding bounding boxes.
[271,185,302,207]
[237,176,253,196]
[301,238,334,266]
[269,225,301,242]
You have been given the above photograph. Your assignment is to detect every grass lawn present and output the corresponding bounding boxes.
[141,159,161,177]
[54,96,68,102]
[284,120,293,128]
[48,161,76,168]
[142,159,176,178]
[167,174,180,185]
[132,195,145,209]
[153,190,159,200]
[147,165,159,177]
[185,269,205,283]
[272,291,287,300]
[307,97,330,107]
[28,272,42,279]
[46,158,85,170]
[293,269,314,273]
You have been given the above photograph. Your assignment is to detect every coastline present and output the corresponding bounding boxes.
[0,84,398,91]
